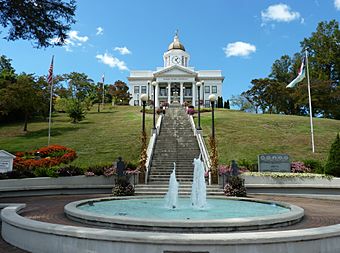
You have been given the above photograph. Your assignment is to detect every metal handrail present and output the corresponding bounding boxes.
[145,114,163,183]
[188,114,212,185]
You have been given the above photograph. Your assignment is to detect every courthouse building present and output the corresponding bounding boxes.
[128,33,224,107]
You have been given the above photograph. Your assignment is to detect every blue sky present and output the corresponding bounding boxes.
[1,0,339,100]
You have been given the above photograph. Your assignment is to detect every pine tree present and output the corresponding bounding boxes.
[325,133,340,176]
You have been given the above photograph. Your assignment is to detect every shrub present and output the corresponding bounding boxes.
[67,99,86,123]
[223,176,247,197]
[325,133,340,177]
[187,106,195,115]
[303,159,324,174]
[34,167,58,177]
[291,161,311,173]
[57,165,84,176]
[86,164,112,176]
[112,178,134,196]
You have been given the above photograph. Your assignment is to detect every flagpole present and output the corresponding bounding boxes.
[305,49,315,153]
[47,56,54,146]
[102,73,105,110]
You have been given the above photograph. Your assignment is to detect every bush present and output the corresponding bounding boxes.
[57,165,84,176]
[34,167,58,177]
[112,178,134,196]
[86,164,112,176]
[67,99,86,123]
[325,133,340,177]
[303,159,324,174]
[291,161,311,173]
[223,176,247,197]
[186,105,195,115]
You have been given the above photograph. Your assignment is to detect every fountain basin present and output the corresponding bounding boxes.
[64,196,304,233]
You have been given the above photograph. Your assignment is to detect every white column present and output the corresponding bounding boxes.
[192,82,196,107]
[180,82,184,105]
[167,82,171,104]
[155,83,159,108]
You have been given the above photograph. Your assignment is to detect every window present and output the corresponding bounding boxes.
[134,86,140,94]
[205,85,210,93]
[205,100,210,108]
[134,100,139,106]
[141,85,147,94]
[212,85,217,94]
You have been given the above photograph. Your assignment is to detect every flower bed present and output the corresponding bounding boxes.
[13,145,77,170]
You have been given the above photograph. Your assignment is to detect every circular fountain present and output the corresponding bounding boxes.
[65,158,304,233]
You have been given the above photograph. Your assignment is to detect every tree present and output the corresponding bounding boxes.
[0,0,76,48]
[66,99,85,123]
[300,20,340,119]
[0,55,14,72]
[230,95,255,113]
[107,80,131,105]
[217,96,223,108]
[64,72,95,102]
[324,133,340,177]
[224,100,230,109]
[0,73,49,131]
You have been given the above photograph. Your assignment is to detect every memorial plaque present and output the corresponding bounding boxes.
[0,150,16,173]
[258,154,290,172]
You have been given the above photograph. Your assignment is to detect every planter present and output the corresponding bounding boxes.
[240,175,340,186]
[0,175,114,196]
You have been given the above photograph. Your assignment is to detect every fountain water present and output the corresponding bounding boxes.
[191,157,207,209]
[164,162,179,209]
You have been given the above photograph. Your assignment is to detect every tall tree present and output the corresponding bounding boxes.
[300,20,340,119]
[107,80,131,105]
[0,73,48,131]
[0,0,76,48]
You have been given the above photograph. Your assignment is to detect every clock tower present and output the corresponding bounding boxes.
[163,32,190,68]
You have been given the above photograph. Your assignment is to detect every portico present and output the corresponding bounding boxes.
[128,33,224,107]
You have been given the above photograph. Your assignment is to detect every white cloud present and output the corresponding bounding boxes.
[96,52,129,71]
[335,0,340,10]
[96,27,104,35]
[261,4,301,23]
[114,46,132,55]
[223,42,256,57]
[51,30,89,52]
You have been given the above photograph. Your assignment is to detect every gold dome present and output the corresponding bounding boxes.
[168,34,185,51]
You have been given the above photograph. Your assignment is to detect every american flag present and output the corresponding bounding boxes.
[47,56,54,84]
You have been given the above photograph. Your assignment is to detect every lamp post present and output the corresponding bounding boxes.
[209,94,216,139]
[151,81,157,131]
[196,81,202,130]
[140,94,148,133]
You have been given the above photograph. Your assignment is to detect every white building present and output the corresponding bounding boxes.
[128,33,224,107]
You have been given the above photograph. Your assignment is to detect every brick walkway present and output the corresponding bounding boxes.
[1,194,340,252]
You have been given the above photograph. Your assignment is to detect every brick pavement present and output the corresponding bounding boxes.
[1,194,340,252]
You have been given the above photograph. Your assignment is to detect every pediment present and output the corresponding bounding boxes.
[154,65,197,77]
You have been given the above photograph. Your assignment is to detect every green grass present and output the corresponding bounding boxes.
[0,106,339,168]
[196,109,340,165]
[0,106,152,167]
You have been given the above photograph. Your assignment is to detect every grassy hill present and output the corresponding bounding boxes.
[0,106,339,168]
[198,109,340,165]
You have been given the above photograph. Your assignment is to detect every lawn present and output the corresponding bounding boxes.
[197,109,340,165]
[0,106,339,168]
[0,106,152,167]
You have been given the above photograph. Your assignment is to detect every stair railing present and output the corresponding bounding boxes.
[188,114,212,185]
[145,114,163,184]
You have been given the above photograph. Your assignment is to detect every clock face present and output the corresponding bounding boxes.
[172,56,181,64]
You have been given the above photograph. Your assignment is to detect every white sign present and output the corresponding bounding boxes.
[0,150,15,173]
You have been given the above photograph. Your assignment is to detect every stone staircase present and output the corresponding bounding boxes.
[135,105,222,196]
[149,106,200,184]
